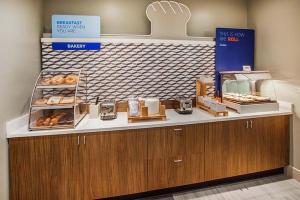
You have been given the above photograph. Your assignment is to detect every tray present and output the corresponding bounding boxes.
[128,103,166,123]
[197,102,228,117]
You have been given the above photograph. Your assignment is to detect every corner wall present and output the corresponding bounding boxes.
[0,0,43,199]
[247,0,300,174]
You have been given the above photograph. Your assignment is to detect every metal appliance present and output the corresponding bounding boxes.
[175,98,193,114]
[100,100,117,120]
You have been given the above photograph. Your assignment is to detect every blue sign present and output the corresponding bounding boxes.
[52,15,100,38]
[52,42,101,51]
[216,28,255,95]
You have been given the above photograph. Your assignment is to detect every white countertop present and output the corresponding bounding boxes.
[6,102,293,139]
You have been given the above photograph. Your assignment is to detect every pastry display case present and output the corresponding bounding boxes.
[29,70,88,131]
[220,71,279,114]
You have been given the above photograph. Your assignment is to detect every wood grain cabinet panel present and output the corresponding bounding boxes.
[82,130,148,199]
[9,135,82,200]
[148,124,205,190]
[205,116,290,181]
[247,115,290,173]
[205,120,248,181]
[9,116,290,200]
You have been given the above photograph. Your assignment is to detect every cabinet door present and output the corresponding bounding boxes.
[205,120,248,181]
[148,124,205,190]
[83,130,147,199]
[9,135,81,200]
[247,116,290,173]
[147,127,169,190]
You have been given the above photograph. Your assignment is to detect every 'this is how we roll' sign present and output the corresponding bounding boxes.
[52,15,101,51]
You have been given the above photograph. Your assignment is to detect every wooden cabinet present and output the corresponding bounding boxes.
[9,115,290,199]
[205,120,248,181]
[205,116,290,181]
[9,135,82,200]
[82,130,148,199]
[247,115,290,173]
[147,124,205,190]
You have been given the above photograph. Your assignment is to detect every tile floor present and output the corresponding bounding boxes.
[136,175,300,200]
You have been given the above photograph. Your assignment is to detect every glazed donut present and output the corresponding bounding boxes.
[34,98,48,105]
[51,75,65,85]
[41,78,51,85]
[65,75,78,84]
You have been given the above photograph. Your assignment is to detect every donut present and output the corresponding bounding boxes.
[41,78,51,85]
[51,75,65,85]
[65,75,78,84]
[34,98,48,105]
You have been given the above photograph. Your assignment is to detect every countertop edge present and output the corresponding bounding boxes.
[6,107,293,139]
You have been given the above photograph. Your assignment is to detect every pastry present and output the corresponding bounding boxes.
[60,97,74,104]
[43,118,51,126]
[34,98,48,105]
[47,96,62,105]
[36,118,45,127]
[51,75,65,85]
[53,111,67,118]
[252,96,271,101]
[41,78,51,85]
[65,75,78,84]
[50,117,60,126]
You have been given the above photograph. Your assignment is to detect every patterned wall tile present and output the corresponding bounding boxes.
[42,40,216,102]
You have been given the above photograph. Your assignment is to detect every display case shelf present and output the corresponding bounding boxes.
[31,104,77,110]
[29,70,88,131]
[36,84,77,89]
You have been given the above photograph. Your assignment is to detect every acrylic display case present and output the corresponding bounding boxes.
[29,70,88,131]
[220,71,279,114]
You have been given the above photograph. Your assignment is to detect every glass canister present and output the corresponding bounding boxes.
[128,97,140,116]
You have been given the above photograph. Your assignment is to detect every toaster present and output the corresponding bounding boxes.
[175,98,193,114]
[100,100,117,120]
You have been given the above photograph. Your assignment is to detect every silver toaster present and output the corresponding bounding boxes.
[175,98,193,114]
[100,100,117,120]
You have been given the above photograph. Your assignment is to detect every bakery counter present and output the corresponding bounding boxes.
[8,101,293,200]
[6,101,293,138]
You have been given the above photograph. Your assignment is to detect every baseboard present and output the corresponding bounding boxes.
[285,165,300,182]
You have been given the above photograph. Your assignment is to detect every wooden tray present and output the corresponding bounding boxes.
[128,103,166,123]
[197,102,228,117]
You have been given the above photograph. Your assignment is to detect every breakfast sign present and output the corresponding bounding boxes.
[52,15,101,51]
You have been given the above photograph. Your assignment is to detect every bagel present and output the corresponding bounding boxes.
[65,75,78,84]
[51,75,65,85]
[41,78,51,85]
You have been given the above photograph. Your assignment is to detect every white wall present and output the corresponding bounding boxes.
[43,0,248,37]
[247,0,300,170]
[0,0,43,199]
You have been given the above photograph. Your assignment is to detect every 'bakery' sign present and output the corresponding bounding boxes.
[52,42,101,51]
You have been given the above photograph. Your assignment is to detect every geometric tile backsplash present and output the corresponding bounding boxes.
[42,39,216,102]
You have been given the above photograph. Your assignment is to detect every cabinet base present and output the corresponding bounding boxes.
[99,168,285,200]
